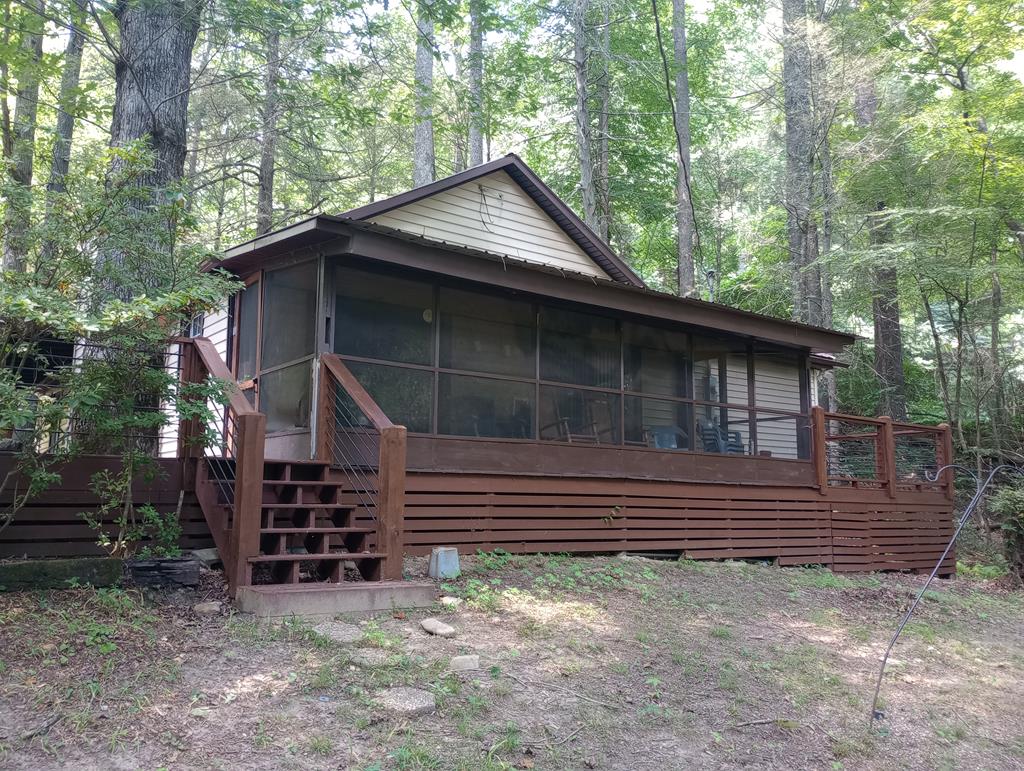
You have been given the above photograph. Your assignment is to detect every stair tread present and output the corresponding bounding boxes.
[249,552,385,563]
[264,458,332,466]
[262,480,344,486]
[260,527,374,534]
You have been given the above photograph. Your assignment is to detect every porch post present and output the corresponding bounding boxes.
[811,405,828,494]
[377,425,407,581]
[877,416,896,499]
[938,423,955,500]
[315,355,333,463]
[228,411,266,593]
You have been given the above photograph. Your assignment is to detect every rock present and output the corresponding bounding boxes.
[450,654,479,671]
[193,601,222,616]
[372,687,436,717]
[312,620,362,644]
[127,557,200,588]
[439,596,463,609]
[420,618,456,638]
[350,648,390,667]
[190,548,221,567]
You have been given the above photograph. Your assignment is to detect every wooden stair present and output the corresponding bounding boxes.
[194,457,389,591]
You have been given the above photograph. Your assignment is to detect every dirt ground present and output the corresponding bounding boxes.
[1,553,1022,771]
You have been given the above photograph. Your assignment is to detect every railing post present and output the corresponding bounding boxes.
[377,425,407,581]
[228,411,266,594]
[877,416,896,498]
[811,406,828,494]
[938,423,955,500]
[316,355,333,463]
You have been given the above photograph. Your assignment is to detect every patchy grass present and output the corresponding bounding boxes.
[0,555,1022,770]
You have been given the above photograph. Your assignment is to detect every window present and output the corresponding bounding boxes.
[236,283,259,381]
[539,386,620,444]
[624,322,688,397]
[260,362,312,433]
[540,307,619,388]
[261,262,317,369]
[625,396,692,450]
[753,412,802,459]
[345,361,432,434]
[437,374,534,438]
[439,288,535,377]
[335,268,434,365]
[695,407,749,455]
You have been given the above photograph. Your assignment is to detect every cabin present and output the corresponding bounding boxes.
[2,156,956,608]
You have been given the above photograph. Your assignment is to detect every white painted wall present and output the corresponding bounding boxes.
[753,357,802,459]
[368,170,610,279]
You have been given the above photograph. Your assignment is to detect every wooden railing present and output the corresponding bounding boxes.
[177,337,266,592]
[811,406,953,499]
[316,353,406,581]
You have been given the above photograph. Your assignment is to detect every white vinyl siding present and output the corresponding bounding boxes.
[753,357,802,459]
[368,170,610,279]
[159,305,231,458]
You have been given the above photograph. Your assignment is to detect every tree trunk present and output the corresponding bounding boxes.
[256,30,280,236]
[596,0,611,243]
[109,0,202,191]
[672,0,696,296]
[989,233,1006,460]
[2,0,45,271]
[870,204,907,421]
[413,0,436,187]
[468,0,484,167]
[46,0,88,204]
[573,0,599,233]
[782,0,813,322]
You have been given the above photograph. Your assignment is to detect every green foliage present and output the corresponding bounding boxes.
[988,483,1024,583]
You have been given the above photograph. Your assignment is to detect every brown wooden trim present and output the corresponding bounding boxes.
[878,416,897,499]
[938,422,955,500]
[188,338,259,418]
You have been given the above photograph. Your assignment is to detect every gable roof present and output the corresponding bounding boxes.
[343,154,645,287]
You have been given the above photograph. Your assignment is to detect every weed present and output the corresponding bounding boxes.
[957,561,1008,580]
[718,661,740,692]
[253,721,273,749]
[710,624,734,640]
[475,549,515,573]
[392,743,442,770]
[361,619,402,649]
[309,735,334,755]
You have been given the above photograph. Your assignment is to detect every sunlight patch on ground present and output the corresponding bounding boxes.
[499,587,609,627]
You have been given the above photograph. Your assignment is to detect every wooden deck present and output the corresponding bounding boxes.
[1,346,956,577]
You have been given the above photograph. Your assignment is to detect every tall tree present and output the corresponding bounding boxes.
[782,0,813,322]
[467,0,484,167]
[672,0,695,296]
[572,0,599,233]
[413,0,436,186]
[46,0,88,206]
[2,0,45,271]
[107,0,203,192]
[256,29,281,235]
[595,0,611,242]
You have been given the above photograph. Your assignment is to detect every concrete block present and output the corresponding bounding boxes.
[235,581,435,619]
[428,547,461,579]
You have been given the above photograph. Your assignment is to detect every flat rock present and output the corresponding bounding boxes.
[313,620,362,644]
[450,654,479,671]
[350,648,390,667]
[420,618,456,637]
[193,601,222,616]
[373,687,435,717]
[190,548,221,567]
[439,596,463,609]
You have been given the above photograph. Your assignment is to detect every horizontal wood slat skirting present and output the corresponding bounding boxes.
[2,456,954,576]
[0,456,213,559]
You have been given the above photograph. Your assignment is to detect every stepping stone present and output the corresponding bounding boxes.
[313,621,362,644]
[450,654,479,671]
[420,618,456,638]
[350,648,390,667]
[373,687,435,717]
[193,601,222,616]
[439,596,463,609]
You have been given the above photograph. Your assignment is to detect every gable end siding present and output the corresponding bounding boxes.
[367,170,610,279]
